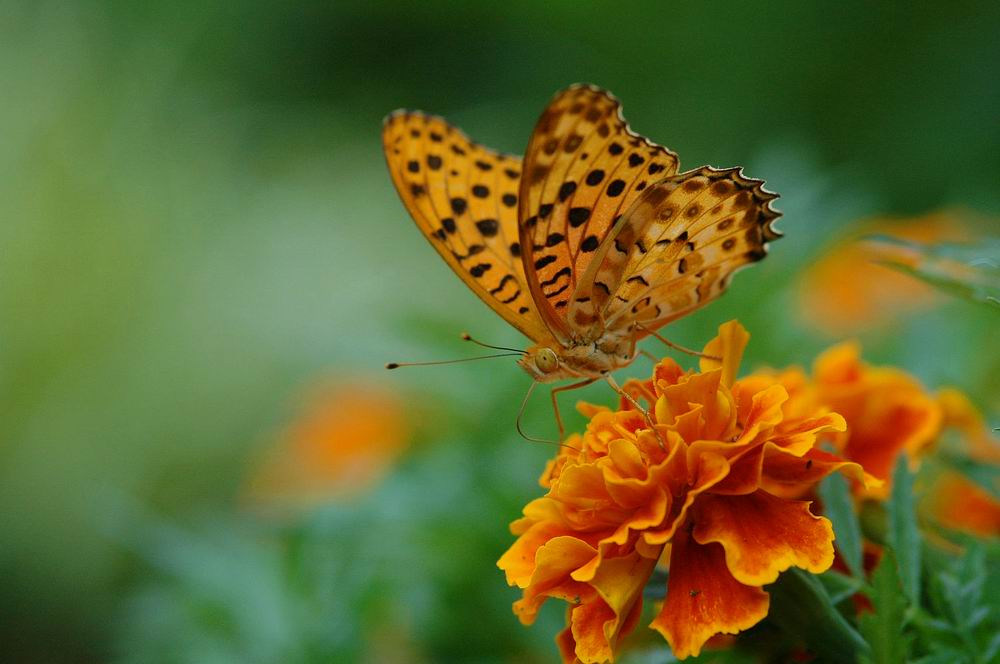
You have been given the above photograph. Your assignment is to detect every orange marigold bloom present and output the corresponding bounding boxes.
[801,345,1000,532]
[938,387,1000,465]
[923,471,1000,537]
[922,389,1000,536]
[246,381,409,508]
[498,322,874,662]
[811,342,943,498]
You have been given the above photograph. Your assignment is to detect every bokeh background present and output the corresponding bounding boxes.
[3,2,998,662]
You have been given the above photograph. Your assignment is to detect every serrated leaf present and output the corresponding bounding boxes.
[918,542,996,662]
[819,471,864,578]
[887,454,921,607]
[860,548,910,664]
[769,568,869,662]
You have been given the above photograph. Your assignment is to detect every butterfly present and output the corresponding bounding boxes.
[383,84,781,434]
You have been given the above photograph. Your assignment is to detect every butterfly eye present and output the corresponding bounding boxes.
[534,348,559,373]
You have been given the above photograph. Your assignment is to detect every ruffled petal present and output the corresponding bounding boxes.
[643,451,730,546]
[692,490,834,586]
[499,519,567,586]
[760,446,881,497]
[700,320,751,387]
[651,527,769,659]
[511,536,599,624]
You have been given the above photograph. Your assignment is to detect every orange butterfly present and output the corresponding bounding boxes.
[383,85,781,434]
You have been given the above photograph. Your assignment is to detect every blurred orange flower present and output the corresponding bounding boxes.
[796,211,968,335]
[811,342,943,498]
[922,389,1000,537]
[923,471,1000,537]
[802,344,1000,536]
[498,322,875,662]
[246,381,409,508]
[938,387,1000,465]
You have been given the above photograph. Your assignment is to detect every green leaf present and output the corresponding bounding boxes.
[920,543,995,662]
[860,548,911,664]
[768,568,869,662]
[819,568,864,606]
[909,649,970,664]
[863,234,1000,310]
[819,471,864,578]
[887,454,921,607]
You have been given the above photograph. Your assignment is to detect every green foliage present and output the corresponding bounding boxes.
[866,235,1000,310]
[820,471,865,578]
[887,455,922,607]
[915,543,1000,664]
[859,549,911,664]
[768,568,869,662]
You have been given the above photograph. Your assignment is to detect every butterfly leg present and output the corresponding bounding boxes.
[550,378,597,439]
[516,381,582,450]
[638,324,721,361]
[603,373,667,450]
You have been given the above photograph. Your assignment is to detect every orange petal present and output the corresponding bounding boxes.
[643,451,730,546]
[813,341,863,384]
[739,384,790,444]
[512,536,599,624]
[499,519,567,587]
[555,552,658,664]
[923,471,1000,537]
[570,597,618,663]
[938,387,1000,464]
[661,370,725,431]
[601,486,671,548]
[700,320,751,387]
[651,526,769,659]
[693,490,835,586]
[709,445,766,495]
[555,617,578,664]
[842,389,942,497]
[760,446,881,497]
[771,412,847,456]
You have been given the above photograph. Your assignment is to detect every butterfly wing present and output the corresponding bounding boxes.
[518,85,679,342]
[569,166,781,337]
[383,111,554,343]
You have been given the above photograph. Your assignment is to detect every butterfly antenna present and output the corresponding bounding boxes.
[385,352,523,369]
[461,332,526,355]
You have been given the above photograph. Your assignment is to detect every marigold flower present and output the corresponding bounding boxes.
[811,342,943,498]
[938,387,1000,465]
[796,211,969,335]
[498,321,874,662]
[922,389,1000,537]
[246,381,409,508]
[922,471,1000,537]
[802,345,1000,536]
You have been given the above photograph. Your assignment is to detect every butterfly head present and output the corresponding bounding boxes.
[519,346,564,381]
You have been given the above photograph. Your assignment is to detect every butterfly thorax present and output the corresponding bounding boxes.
[519,329,635,383]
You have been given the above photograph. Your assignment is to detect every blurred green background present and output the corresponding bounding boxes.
[2,2,998,662]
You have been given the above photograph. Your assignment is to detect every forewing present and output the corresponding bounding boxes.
[383,111,552,343]
[518,85,680,341]
[569,166,781,336]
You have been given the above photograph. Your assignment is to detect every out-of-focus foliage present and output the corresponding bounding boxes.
[1,1,998,662]
[865,234,1000,310]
